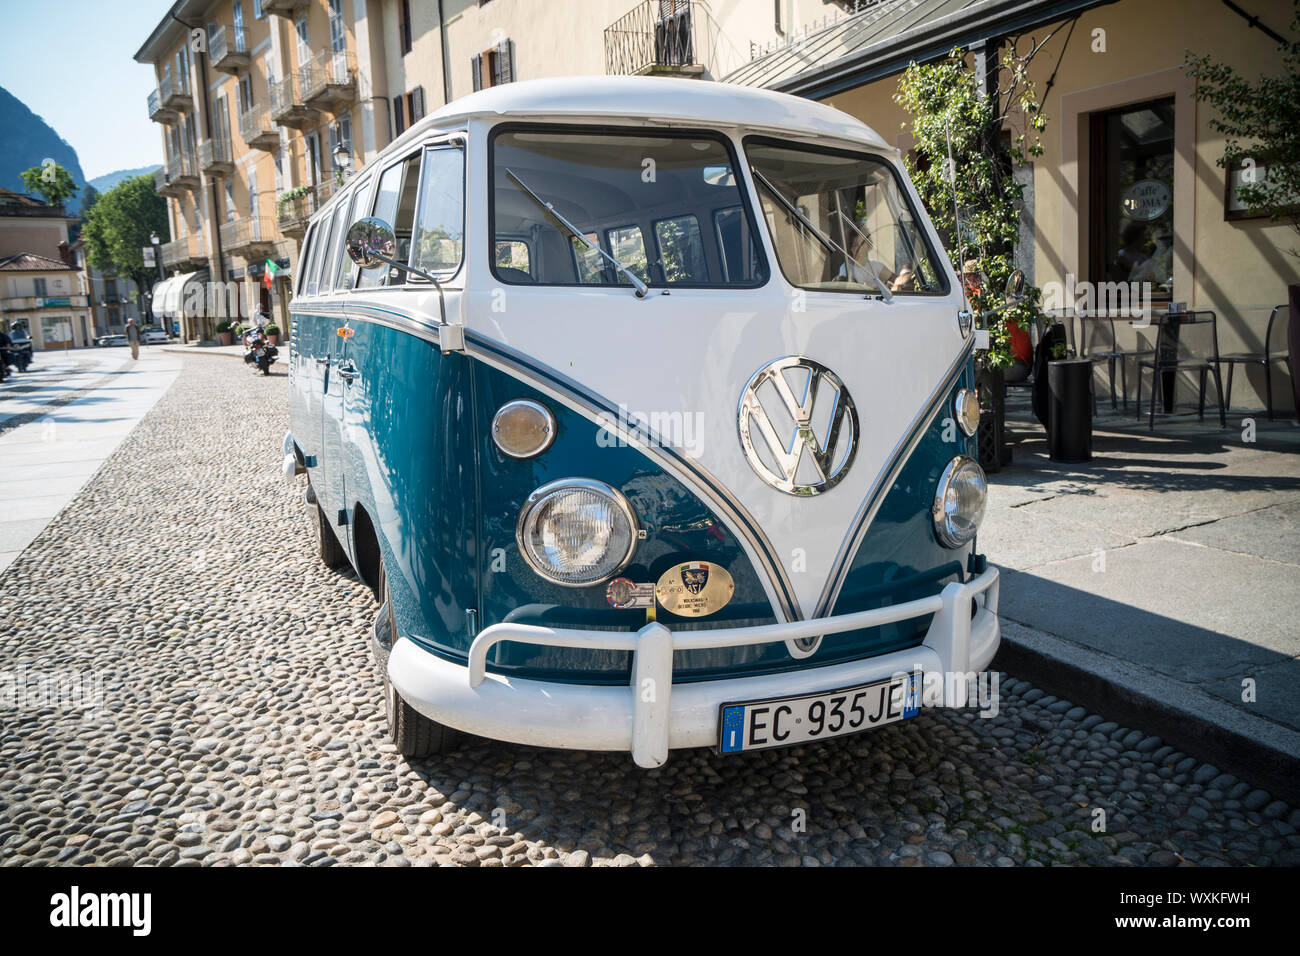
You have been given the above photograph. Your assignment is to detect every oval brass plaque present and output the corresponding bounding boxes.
[655,562,735,618]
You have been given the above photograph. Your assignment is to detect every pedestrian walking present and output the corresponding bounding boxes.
[0,327,10,383]
[126,317,140,360]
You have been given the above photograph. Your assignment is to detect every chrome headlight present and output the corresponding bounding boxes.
[932,455,987,548]
[953,388,981,437]
[517,479,639,586]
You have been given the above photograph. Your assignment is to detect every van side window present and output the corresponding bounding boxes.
[357,152,421,287]
[335,180,373,291]
[305,212,332,297]
[296,223,316,297]
[314,208,344,297]
[410,145,465,276]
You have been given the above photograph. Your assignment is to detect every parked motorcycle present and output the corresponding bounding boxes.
[241,324,279,375]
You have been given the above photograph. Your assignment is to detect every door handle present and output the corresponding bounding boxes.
[337,361,358,383]
[315,356,330,367]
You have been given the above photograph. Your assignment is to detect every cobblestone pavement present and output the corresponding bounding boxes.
[1,356,1297,867]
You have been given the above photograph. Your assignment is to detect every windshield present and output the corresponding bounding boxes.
[746,138,947,296]
[491,127,768,288]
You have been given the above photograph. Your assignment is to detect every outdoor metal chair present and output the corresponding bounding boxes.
[1219,304,1289,420]
[1136,309,1226,431]
[1079,314,1128,412]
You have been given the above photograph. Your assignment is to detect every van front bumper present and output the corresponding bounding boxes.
[388,565,1000,768]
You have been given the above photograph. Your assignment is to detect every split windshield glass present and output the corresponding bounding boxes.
[491,127,768,288]
[745,138,948,296]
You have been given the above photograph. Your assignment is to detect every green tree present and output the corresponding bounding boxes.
[895,41,1052,367]
[81,174,169,308]
[1186,0,1300,259]
[19,160,78,207]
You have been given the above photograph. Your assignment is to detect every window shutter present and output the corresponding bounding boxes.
[392,95,404,135]
[498,39,513,84]
[471,53,483,92]
[413,86,426,121]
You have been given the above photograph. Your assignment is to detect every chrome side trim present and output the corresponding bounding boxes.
[813,339,976,618]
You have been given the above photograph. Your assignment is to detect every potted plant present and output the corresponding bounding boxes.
[265,323,280,346]
[216,320,233,346]
[1046,340,1092,462]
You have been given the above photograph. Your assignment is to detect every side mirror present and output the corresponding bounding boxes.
[346,217,397,270]
[1004,268,1026,302]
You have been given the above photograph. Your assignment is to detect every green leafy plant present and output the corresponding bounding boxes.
[1185,0,1300,258]
[81,174,169,306]
[264,323,280,336]
[1050,340,1069,361]
[19,161,78,207]
[895,42,1055,368]
[215,320,232,334]
[276,185,311,219]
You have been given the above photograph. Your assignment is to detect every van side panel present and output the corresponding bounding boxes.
[338,319,480,657]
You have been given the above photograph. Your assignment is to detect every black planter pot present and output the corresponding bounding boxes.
[1047,358,1093,462]
[976,366,1010,472]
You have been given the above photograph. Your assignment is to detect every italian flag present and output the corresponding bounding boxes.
[263,258,281,289]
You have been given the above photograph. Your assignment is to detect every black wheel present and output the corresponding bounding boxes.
[376,561,454,759]
[308,483,348,569]
[259,355,271,375]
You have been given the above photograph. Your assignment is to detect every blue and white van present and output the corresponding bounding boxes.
[283,76,1000,768]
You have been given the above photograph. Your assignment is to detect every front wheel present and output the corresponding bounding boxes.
[376,561,455,759]
[308,483,348,569]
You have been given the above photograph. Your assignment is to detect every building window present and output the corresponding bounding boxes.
[1089,97,1175,299]
[238,73,253,113]
[329,0,345,53]
[392,87,424,137]
[34,278,47,297]
[472,39,513,91]
[400,0,413,54]
[295,14,310,68]
[233,1,246,51]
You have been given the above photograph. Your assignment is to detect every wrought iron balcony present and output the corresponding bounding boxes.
[147,88,177,124]
[605,0,713,77]
[198,137,234,176]
[160,72,193,112]
[210,24,250,75]
[269,74,316,129]
[220,215,276,255]
[262,0,307,14]
[238,104,280,151]
[276,180,334,238]
[161,234,207,269]
[154,157,198,198]
[300,50,357,111]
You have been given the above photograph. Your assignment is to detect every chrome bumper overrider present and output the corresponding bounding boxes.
[388,566,1001,768]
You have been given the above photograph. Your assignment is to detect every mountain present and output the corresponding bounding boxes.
[0,86,86,215]
[88,166,161,194]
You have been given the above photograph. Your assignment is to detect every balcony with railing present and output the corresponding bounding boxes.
[220,215,276,255]
[269,74,316,129]
[147,88,177,124]
[161,72,193,111]
[238,104,280,151]
[210,24,250,74]
[198,136,234,176]
[605,1,714,77]
[300,50,357,111]
[276,180,334,238]
[154,157,198,198]
[1,294,90,311]
[262,0,307,14]
[161,233,207,269]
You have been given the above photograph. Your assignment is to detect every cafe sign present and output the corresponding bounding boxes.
[1121,179,1171,221]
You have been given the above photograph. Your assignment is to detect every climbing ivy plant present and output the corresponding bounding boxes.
[895,43,1051,368]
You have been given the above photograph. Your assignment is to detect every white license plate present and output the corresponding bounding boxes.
[718,674,921,754]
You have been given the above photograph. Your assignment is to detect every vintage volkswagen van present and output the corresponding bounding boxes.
[283,76,1000,768]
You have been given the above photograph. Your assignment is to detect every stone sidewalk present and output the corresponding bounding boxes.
[983,392,1300,801]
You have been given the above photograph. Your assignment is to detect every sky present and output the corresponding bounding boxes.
[0,0,171,181]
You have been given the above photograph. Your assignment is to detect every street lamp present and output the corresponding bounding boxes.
[332,141,352,177]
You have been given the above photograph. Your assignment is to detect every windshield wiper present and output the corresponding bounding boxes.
[504,168,649,298]
[750,167,893,303]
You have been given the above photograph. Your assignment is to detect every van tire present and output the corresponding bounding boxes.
[377,562,454,759]
[309,485,348,570]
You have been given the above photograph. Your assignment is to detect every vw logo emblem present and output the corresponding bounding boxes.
[737,357,858,497]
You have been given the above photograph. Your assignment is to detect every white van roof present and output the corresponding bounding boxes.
[406,75,889,151]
